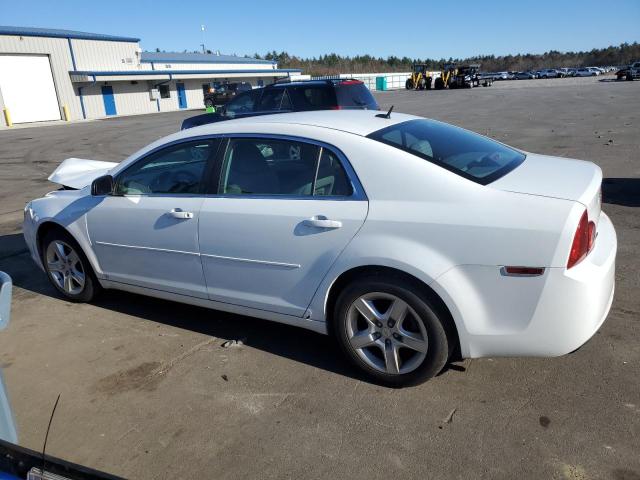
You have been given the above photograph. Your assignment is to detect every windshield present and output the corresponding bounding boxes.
[367,119,525,184]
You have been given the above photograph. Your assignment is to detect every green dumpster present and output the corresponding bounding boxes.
[375,76,387,91]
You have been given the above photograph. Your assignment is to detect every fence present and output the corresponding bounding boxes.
[310,72,444,91]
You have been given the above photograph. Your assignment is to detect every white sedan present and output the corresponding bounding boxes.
[23,111,616,387]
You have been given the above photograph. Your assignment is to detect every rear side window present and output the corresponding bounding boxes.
[256,89,289,112]
[292,86,337,110]
[335,82,378,110]
[314,148,353,196]
[219,138,353,197]
[367,119,525,184]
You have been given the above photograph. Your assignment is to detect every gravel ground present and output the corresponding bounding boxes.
[0,75,638,480]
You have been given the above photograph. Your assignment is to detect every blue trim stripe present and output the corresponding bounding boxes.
[78,87,86,119]
[67,37,77,70]
[70,69,301,76]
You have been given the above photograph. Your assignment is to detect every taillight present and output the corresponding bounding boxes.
[330,105,342,110]
[587,220,596,251]
[567,210,596,269]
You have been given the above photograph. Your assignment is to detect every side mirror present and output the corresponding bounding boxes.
[91,174,114,196]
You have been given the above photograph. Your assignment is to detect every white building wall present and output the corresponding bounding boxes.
[71,39,141,71]
[0,34,82,122]
[0,33,291,125]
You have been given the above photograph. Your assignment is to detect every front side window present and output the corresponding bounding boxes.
[220,138,353,197]
[367,119,525,184]
[116,140,216,195]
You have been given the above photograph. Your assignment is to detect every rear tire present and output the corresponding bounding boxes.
[434,77,445,90]
[42,229,101,302]
[333,276,450,387]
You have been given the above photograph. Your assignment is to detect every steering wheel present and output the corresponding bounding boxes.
[168,170,199,193]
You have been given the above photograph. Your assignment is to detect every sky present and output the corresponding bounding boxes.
[1,0,638,59]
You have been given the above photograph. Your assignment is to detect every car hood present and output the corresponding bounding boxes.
[48,157,118,189]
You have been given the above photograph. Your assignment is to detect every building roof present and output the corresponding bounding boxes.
[141,51,275,65]
[0,26,140,42]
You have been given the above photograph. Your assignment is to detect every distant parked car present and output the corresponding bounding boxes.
[586,67,601,76]
[574,68,597,77]
[495,71,512,80]
[538,69,563,78]
[184,79,379,129]
[203,82,253,108]
[615,67,629,80]
[513,71,536,80]
[623,61,640,81]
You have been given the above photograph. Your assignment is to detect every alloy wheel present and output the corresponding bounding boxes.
[46,240,85,295]
[346,292,428,375]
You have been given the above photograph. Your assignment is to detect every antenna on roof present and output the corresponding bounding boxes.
[376,105,394,119]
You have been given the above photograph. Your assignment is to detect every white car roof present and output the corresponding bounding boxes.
[185,110,419,138]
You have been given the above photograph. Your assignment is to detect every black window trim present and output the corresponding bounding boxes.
[110,134,367,200]
[366,119,526,186]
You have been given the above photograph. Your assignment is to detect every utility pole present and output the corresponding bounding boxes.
[201,25,206,53]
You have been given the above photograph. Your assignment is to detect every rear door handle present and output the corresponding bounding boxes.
[169,208,194,219]
[303,215,342,229]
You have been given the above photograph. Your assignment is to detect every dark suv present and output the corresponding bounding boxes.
[203,82,252,108]
[183,79,379,129]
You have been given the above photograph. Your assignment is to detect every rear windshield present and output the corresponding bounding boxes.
[335,83,379,110]
[367,119,525,184]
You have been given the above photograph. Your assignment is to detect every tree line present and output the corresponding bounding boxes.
[251,42,639,75]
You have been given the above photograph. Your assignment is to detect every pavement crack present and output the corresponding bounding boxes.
[148,337,218,380]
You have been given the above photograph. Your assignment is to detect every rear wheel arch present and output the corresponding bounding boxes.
[325,265,461,359]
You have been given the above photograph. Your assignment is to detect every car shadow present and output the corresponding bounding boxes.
[602,178,640,207]
[0,232,465,386]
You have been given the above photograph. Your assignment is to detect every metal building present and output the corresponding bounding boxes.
[0,26,300,127]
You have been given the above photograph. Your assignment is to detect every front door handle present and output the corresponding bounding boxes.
[169,208,194,219]
[303,215,342,229]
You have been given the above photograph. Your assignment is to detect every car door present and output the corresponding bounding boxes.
[198,135,368,317]
[86,138,220,298]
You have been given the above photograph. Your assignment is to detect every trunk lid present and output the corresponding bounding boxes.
[490,153,602,223]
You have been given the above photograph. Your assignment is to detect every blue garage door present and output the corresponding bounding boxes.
[101,86,117,116]
[176,82,187,109]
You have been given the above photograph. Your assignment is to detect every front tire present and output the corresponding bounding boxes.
[333,276,450,387]
[42,229,100,302]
